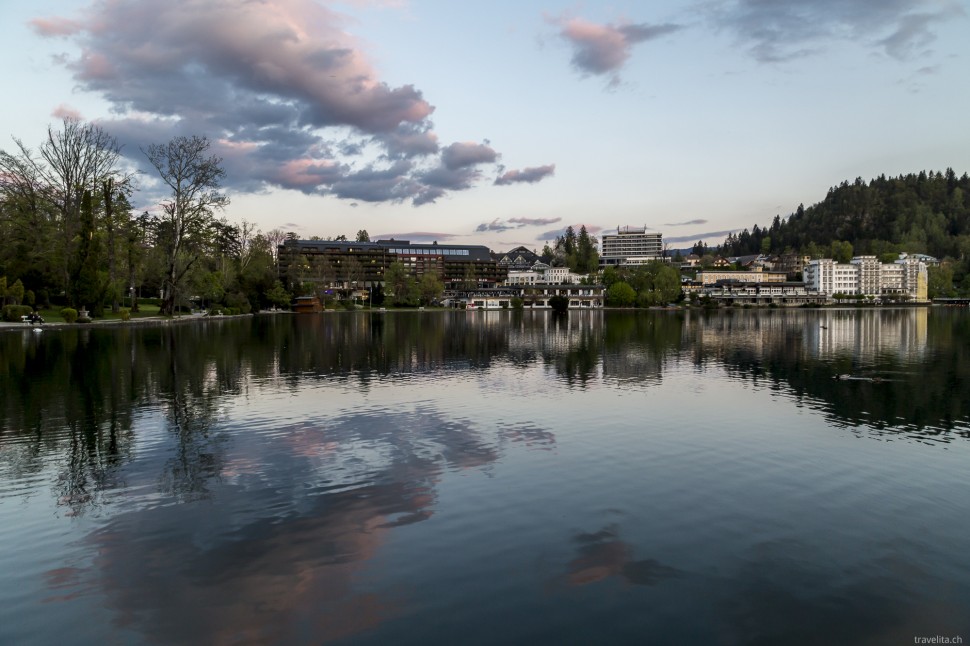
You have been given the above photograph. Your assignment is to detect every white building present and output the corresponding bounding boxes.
[600,226,663,266]
[505,264,584,286]
[803,256,928,302]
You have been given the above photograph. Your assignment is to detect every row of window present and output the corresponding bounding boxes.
[387,248,469,256]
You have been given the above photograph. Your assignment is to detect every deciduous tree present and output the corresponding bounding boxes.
[143,136,228,315]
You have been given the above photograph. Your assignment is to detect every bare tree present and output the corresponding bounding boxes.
[3,118,124,292]
[143,135,228,315]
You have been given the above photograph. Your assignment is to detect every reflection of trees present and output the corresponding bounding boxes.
[689,309,970,438]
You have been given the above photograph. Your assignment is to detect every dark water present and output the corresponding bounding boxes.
[1,309,969,645]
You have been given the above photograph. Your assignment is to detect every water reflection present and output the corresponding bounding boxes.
[1,309,969,644]
[565,525,681,587]
[3,310,970,518]
[686,309,970,438]
[52,404,542,643]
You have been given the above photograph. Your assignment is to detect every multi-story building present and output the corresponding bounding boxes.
[696,268,788,286]
[600,226,663,266]
[504,265,584,286]
[279,239,506,290]
[803,256,928,301]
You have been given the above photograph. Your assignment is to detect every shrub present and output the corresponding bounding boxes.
[119,307,131,321]
[2,305,33,322]
[61,307,79,323]
[510,297,524,310]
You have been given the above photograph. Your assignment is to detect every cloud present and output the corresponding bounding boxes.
[495,164,556,186]
[476,216,562,232]
[51,104,84,121]
[440,142,498,169]
[415,142,499,201]
[664,218,708,226]
[509,217,561,226]
[29,0,524,206]
[538,224,603,241]
[664,229,740,245]
[372,232,459,243]
[476,219,517,233]
[710,0,965,63]
[552,16,681,85]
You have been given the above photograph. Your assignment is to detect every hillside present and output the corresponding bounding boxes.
[720,170,970,271]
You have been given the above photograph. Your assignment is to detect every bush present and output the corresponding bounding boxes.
[119,307,131,321]
[2,305,33,322]
[225,292,252,314]
[510,297,524,310]
[60,307,79,323]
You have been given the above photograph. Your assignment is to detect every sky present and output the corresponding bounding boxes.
[2,0,969,251]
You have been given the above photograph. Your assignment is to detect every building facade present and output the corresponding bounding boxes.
[279,239,506,290]
[504,265,584,286]
[803,256,928,301]
[447,284,604,310]
[696,268,788,286]
[600,226,663,266]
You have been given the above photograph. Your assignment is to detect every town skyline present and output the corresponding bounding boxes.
[3,0,969,251]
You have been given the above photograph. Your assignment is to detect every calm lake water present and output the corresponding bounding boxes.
[1,308,969,645]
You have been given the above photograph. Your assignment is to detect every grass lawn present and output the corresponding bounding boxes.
[36,303,163,323]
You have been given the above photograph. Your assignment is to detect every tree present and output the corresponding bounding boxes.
[70,190,106,314]
[606,281,636,307]
[1,118,123,298]
[384,261,416,306]
[143,136,228,315]
[355,229,370,242]
[575,225,599,274]
[927,264,954,299]
[418,271,444,305]
[830,240,853,263]
[265,280,291,309]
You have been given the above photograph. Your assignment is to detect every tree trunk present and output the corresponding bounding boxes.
[103,179,119,313]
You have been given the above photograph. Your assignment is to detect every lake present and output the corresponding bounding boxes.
[1,308,969,645]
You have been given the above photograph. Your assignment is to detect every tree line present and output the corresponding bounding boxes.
[0,119,292,317]
[716,170,970,293]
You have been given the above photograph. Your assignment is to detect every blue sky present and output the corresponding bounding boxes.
[2,0,968,251]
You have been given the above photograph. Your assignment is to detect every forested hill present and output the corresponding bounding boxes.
[720,170,970,262]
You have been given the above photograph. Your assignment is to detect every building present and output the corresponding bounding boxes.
[279,239,506,291]
[696,268,788,286]
[703,281,827,306]
[600,226,663,266]
[447,284,604,310]
[493,246,542,272]
[504,264,584,286]
[802,256,928,302]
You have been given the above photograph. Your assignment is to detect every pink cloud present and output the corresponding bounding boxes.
[552,16,681,85]
[51,104,84,121]
[29,16,82,37]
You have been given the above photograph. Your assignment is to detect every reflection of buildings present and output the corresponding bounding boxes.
[690,308,929,362]
[807,309,928,360]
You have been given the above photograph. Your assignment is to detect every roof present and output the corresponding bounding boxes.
[283,239,495,262]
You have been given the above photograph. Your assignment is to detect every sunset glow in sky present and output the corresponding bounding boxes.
[3,0,969,250]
